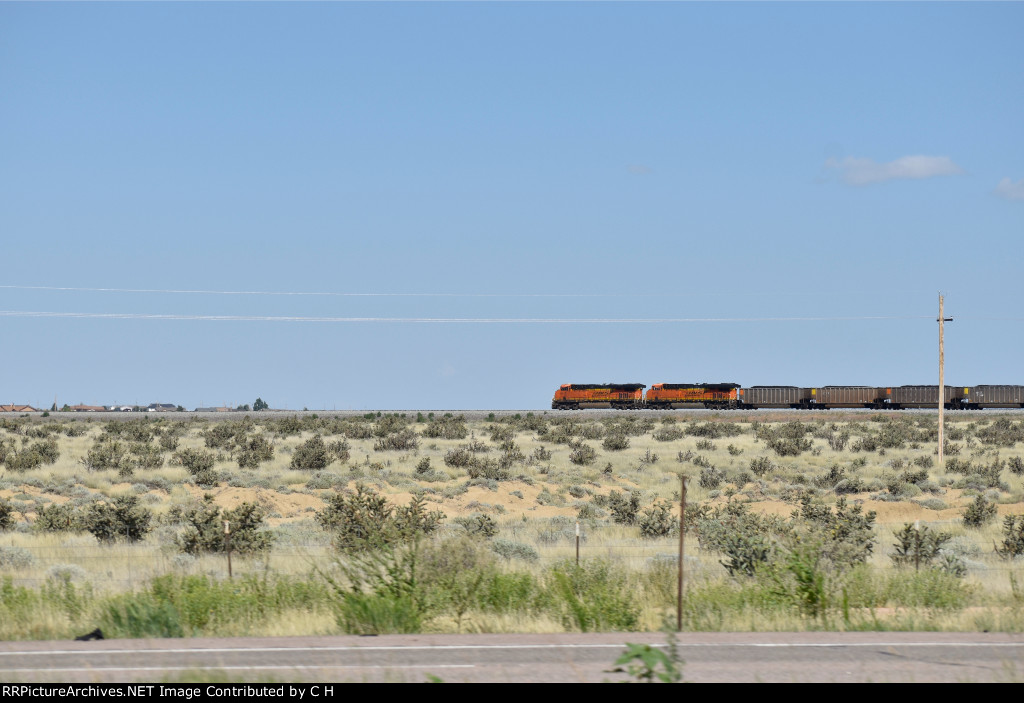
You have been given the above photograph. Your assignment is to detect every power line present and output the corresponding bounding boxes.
[0,284,930,299]
[0,310,931,324]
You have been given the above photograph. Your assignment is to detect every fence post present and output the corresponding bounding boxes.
[224,520,232,579]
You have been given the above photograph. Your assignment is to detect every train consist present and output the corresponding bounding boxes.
[551,383,1024,410]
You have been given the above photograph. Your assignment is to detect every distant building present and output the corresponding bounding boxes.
[0,404,38,412]
[70,404,105,412]
[146,403,178,412]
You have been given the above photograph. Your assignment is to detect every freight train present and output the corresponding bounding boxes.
[551,383,1024,410]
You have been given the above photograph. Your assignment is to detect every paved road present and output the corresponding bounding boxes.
[1,633,1021,683]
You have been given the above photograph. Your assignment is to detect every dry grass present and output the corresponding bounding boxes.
[1,412,1022,636]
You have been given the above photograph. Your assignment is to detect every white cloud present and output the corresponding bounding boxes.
[825,155,963,186]
[994,177,1024,201]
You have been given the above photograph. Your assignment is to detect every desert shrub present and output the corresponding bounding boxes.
[635,449,658,465]
[498,442,526,470]
[687,422,741,439]
[327,439,350,464]
[464,438,489,453]
[130,442,164,471]
[203,420,252,450]
[976,417,1024,447]
[767,436,813,457]
[995,515,1024,559]
[47,563,88,584]
[34,503,84,532]
[851,435,878,453]
[827,431,850,451]
[602,433,630,452]
[833,477,867,495]
[305,471,345,490]
[290,435,331,470]
[607,491,641,526]
[944,458,973,475]
[1009,456,1024,476]
[914,455,935,470]
[604,417,654,437]
[531,446,552,462]
[962,495,998,528]
[639,499,679,538]
[317,485,444,552]
[158,432,180,452]
[890,523,950,569]
[653,425,684,442]
[813,464,847,489]
[174,448,219,487]
[569,442,597,466]
[444,447,475,468]
[491,539,540,563]
[0,498,14,531]
[84,495,153,543]
[5,437,61,471]
[456,514,497,539]
[917,498,948,511]
[695,503,784,576]
[796,496,877,567]
[488,424,516,443]
[237,434,274,469]
[695,439,715,451]
[372,414,412,438]
[0,545,35,569]
[85,437,165,477]
[466,457,512,481]
[174,499,273,556]
[422,414,469,440]
[578,423,605,440]
[373,429,419,452]
[699,465,726,489]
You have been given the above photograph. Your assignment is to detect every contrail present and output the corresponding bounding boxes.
[0,310,931,324]
[0,285,627,298]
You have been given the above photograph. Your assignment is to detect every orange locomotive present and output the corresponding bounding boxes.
[645,383,741,409]
[551,383,646,410]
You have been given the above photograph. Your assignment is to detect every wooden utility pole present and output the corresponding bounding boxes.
[938,295,953,467]
[677,475,687,632]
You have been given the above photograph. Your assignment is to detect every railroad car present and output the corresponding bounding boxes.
[550,383,1024,410]
[645,383,740,409]
[739,386,812,409]
[965,385,1024,409]
[551,383,646,410]
[888,385,962,409]
[811,386,890,409]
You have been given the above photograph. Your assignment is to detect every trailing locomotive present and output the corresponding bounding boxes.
[646,383,741,409]
[552,383,1024,410]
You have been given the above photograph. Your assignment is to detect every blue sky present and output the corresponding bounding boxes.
[1,2,1021,410]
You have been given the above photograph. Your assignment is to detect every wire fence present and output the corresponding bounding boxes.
[2,537,1022,590]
